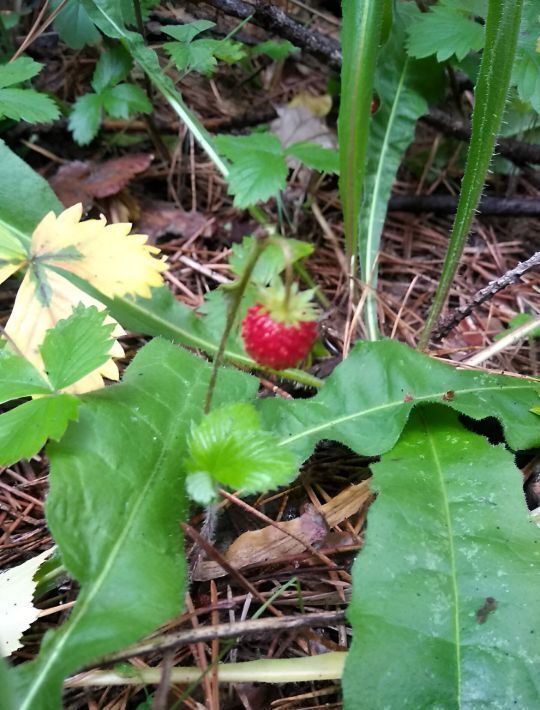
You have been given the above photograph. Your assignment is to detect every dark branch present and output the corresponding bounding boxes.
[388,194,540,217]
[432,251,540,341]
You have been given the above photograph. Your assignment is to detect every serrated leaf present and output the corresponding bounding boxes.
[50,0,101,49]
[215,133,287,207]
[230,235,314,284]
[13,339,256,710]
[68,93,103,145]
[185,402,297,501]
[0,351,52,403]
[0,548,55,657]
[164,40,217,75]
[0,57,42,88]
[101,82,151,118]
[285,141,339,173]
[258,339,540,463]
[161,20,216,44]
[0,88,59,123]
[513,47,540,113]
[91,44,132,93]
[0,395,78,466]
[344,407,540,708]
[40,305,115,391]
[251,39,299,61]
[1,203,165,392]
[407,0,485,62]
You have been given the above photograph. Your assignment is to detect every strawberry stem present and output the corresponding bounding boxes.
[204,235,268,414]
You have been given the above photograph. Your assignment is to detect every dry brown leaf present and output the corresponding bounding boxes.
[193,481,372,581]
[50,154,153,209]
[135,201,212,241]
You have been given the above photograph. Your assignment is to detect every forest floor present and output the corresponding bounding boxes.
[1,1,539,708]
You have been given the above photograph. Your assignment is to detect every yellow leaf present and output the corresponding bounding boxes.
[3,204,165,393]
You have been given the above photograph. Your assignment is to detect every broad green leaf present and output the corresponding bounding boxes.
[258,339,540,462]
[13,339,256,709]
[0,351,52,403]
[185,402,297,502]
[0,57,42,88]
[407,0,485,62]
[161,20,215,44]
[285,142,339,173]
[91,44,132,93]
[512,2,540,112]
[0,88,59,123]
[40,305,115,391]
[230,235,314,284]
[101,83,151,119]
[164,40,217,74]
[0,395,78,466]
[338,0,386,259]
[359,7,442,339]
[0,141,62,238]
[0,658,16,710]
[215,133,287,207]
[50,0,101,49]
[68,93,103,145]
[344,406,540,708]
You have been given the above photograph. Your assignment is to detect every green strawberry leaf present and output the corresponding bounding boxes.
[0,59,59,123]
[185,402,297,502]
[161,20,216,44]
[101,83,152,119]
[0,350,52,403]
[285,142,340,173]
[251,39,299,61]
[40,304,115,391]
[230,235,314,284]
[68,93,103,145]
[0,395,79,466]
[91,44,132,93]
[50,0,101,49]
[0,57,43,88]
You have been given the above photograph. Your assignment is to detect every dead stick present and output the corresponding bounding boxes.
[432,251,540,341]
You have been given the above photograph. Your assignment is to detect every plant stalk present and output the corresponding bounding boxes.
[418,0,524,349]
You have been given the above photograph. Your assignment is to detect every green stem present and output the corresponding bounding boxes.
[204,236,268,413]
[418,0,524,349]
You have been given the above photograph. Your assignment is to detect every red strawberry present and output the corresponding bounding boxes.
[241,281,318,370]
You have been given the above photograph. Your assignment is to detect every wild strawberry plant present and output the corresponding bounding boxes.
[1,0,539,708]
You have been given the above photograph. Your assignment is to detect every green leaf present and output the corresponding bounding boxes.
[68,93,103,145]
[285,142,340,173]
[185,402,297,502]
[230,235,314,284]
[0,395,78,466]
[360,7,443,339]
[0,57,42,88]
[0,141,62,239]
[215,132,287,207]
[344,406,540,708]
[82,0,230,176]
[258,339,540,463]
[251,39,299,61]
[512,2,540,112]
[40,304,115,391]
[0,658,16,710]
[101,83,152,119]
[338,0,386,259]
[495,313,540,341]
[161,20,216,44]
[91,43,132,92]
[13,339,256,709]
[407,0,486,62]
[0,88,59,123]
[163,39,217,75]
[0,350,52,403]
[50,0,101,49]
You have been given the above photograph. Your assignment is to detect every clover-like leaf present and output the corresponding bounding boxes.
[185,402,298,503]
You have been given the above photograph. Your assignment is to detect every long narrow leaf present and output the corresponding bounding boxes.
[359,6,442,340]
[338,0,386,262]
[420,0,524,347]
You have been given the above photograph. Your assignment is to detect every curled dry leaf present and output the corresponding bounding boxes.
[50,153,153,209]
[193,480,372,581]
[136,200,213,241]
